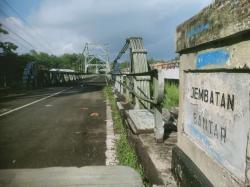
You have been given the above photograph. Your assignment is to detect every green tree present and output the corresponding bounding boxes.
[119,61,129,70]
[60,53,78,70]
[0,24,18,55]
[0,42,18,55]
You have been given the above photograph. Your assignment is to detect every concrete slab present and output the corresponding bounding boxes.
[127,109,154,134]
[0,166,143,187]
[138,133,177,186]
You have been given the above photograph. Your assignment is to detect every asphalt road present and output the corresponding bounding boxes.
[0,75,107,169]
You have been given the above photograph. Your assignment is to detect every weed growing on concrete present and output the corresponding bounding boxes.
[104,86,150,187]
[163,82,179,109]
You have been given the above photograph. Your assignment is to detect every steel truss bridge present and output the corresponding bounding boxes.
[22,43,110,88]
[22,62,87,88]
[78,43,110,74]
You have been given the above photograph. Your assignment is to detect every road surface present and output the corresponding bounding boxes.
[0,75,107,169]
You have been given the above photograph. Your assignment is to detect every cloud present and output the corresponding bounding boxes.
[0,17,43,54]
[1,0,212,59]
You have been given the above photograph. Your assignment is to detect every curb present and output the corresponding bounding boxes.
[113,94,177,186]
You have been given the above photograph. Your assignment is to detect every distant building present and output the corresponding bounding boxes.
[150,59,179,70]
[150,59,179,80]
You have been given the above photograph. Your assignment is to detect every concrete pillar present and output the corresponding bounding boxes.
[172,1,250,186]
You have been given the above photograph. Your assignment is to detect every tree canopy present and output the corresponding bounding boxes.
[0,23,83,88]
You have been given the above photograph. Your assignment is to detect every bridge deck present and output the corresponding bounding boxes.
[0,75,106,168]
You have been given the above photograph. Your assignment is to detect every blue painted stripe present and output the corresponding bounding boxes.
[186,23,209,38]
[189,125,222,163]
[196,49,230,69]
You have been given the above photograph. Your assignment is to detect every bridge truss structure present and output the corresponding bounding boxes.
[113,37,166,142]
[22,62,85,88]
[113,37,151,109]
[79,43,110,74]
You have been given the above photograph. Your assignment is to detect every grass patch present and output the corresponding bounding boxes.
[104,86,122,134]
[163,82,179,109]
[104,86,150,187]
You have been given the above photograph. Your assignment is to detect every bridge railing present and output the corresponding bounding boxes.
[112,69,167,142]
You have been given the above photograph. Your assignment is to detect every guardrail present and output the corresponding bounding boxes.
[112,69,166,142]
[111,37,180,142]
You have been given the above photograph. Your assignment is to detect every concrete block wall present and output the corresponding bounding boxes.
[173,0,250,186]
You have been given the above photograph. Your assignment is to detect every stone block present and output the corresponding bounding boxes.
[126,109,154,134]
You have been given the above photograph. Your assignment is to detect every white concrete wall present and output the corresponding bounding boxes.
[178,40,250,187]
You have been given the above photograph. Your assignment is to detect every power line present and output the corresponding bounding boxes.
[2,34,33,51]
[0,1,54,53]
[1,24,37,50]
[0,8,37,49]
[0,8,46,53]
[2,0,53,53]
[2,0,30,26]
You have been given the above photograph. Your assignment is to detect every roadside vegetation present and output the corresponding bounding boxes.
[163,82,179,109]
[104,86,150,187]
[0,24,81,89]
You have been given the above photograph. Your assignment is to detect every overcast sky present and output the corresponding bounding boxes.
[0,0,212,60]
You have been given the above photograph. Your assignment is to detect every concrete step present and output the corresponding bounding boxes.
[0,166,143,187]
